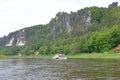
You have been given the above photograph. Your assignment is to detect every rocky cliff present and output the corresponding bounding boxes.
[0,29,26,47]
[0,9,94,47]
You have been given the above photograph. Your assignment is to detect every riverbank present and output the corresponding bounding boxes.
[7,53,120,59]
[0,55,7,60]
[8,55,53,59]
[68,53,120,59]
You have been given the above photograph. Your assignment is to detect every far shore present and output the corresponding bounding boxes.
[3,53,120,59]
[68,53,120,59]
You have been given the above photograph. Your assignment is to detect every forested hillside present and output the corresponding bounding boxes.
[0,2,120,55]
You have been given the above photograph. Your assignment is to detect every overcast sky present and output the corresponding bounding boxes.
[0,0,120,37]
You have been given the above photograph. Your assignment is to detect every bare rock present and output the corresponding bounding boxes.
[108,2,118,9]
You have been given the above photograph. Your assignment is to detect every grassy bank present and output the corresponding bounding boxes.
[8,55,53,59]
[68,53,120,59]
[7,53,120,59]
[0,55,7,60]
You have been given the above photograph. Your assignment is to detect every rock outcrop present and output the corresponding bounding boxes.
[108,2,118,9]
[16,29,26,46]
[5,29,26,47]
[5,37,14,46]
[47,9,92,35]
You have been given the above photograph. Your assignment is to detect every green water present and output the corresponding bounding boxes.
[0,58,120,80]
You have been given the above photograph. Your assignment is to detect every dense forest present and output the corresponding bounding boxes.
[0,2,120,56]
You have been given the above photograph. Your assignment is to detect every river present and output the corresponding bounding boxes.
[0,58,120,80]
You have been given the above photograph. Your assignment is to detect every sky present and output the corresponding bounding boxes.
[0,0,120,37]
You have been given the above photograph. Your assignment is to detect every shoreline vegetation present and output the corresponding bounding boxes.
[68,53,120,59]
[0,54,7,60]
[4,53,120,59]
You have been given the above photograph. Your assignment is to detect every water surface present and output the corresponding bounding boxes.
[0,58,120,80]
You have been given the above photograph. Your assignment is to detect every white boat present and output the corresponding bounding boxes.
[52,54,67,60]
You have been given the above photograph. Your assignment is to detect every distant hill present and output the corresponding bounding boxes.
[0,2,120,55]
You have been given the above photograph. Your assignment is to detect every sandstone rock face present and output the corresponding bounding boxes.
[5,37,14,46]
[108,2,118,9]
[16,29,26,46]
[78,10,92,27]
[4,29,26,47]
[47,10,92,35]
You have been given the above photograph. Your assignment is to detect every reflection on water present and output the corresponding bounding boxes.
[0,58,120,80]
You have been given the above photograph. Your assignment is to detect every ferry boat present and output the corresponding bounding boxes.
[52,54,67,60]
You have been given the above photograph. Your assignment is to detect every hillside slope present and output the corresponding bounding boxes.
[0,2,120,55]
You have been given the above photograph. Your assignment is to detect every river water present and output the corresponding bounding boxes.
[0,58,120,80]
